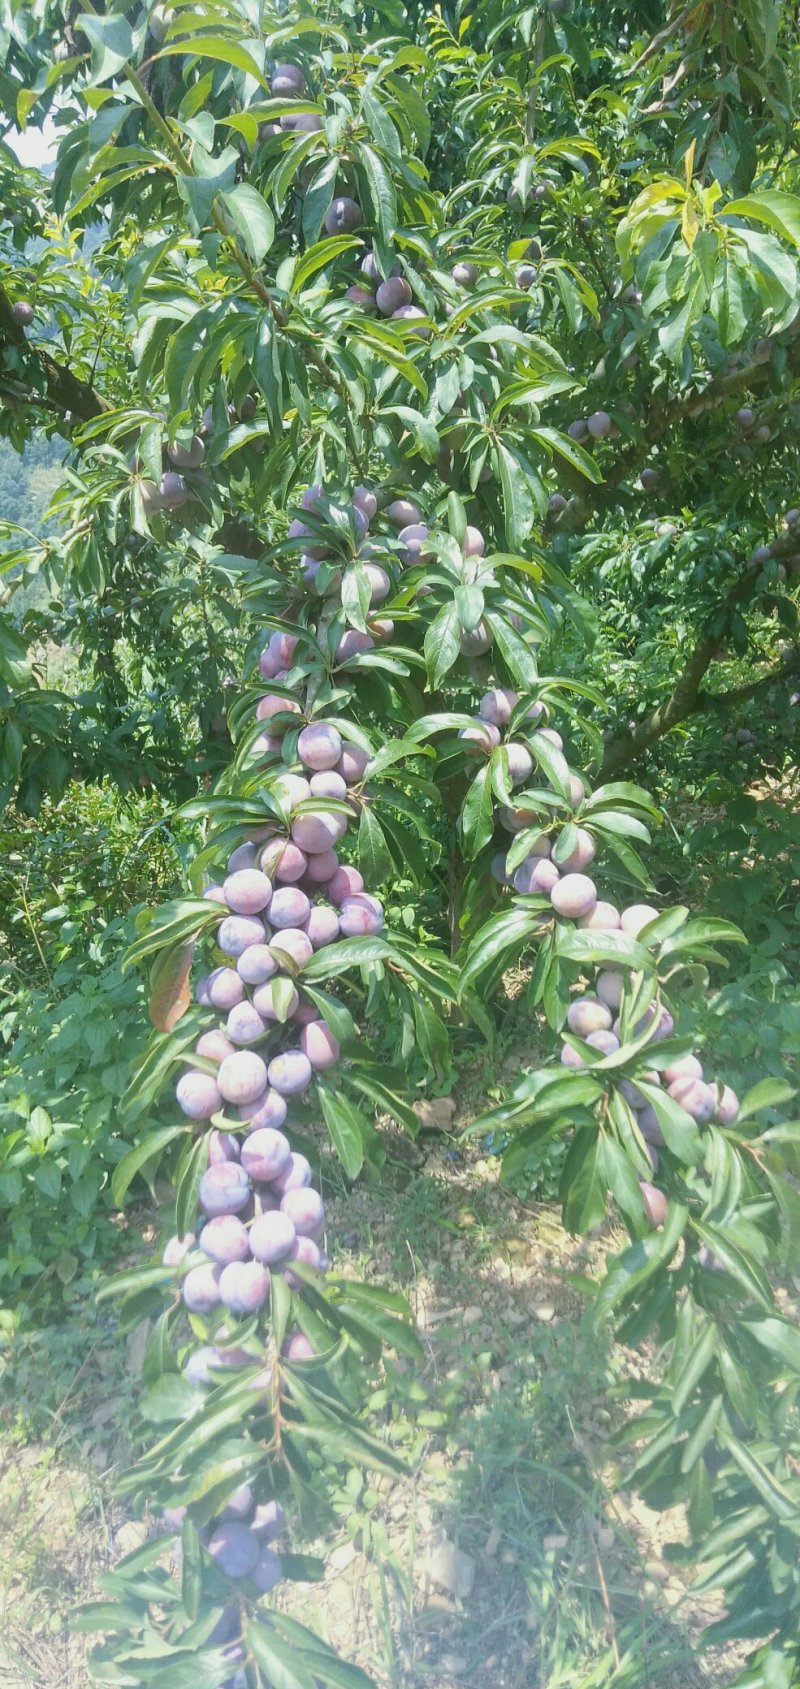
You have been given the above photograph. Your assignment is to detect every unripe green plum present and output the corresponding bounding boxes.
[273,1153,313,1195]
[297,722,343,771]
[386,498,422,527]
[567,996,612,1036]
[335,628,374,662]
[183,1264,222,1313]
[310,770,348,800]
[223,869,273,915]
[709,1082,739,1125]
[324,197,362,235]
[208,1522,261,1579]
[639,1180,667,1227]
[251,1548,282,1593]
[587,411,612,440]
[328,865,364,903]
[392,304,431,337]
[283,1331,315,1360]
[550,873,597,920]
[267,1049,313,1096]
[269,927,314,969]
[339,892,384,936]
[557,828,595,873]
[459,721,500,755]
[226,1002,267,1046]
[337,741,370,783]
[250,1210,296,1264]
[479,688,518,727]
[376,276,412,315]
[199,1163,251,1218]
[597,969,624,1009]
[268,886,311,928]
[176,1070,223,1119]
[163,1232,195,1267]
[218,915,266,958]
[200,1215,251,1265]
[577,895,620,932]
[620,904,659,939]
[208,968,247,1011]
[667,1075,715,1122]
[281,1187,325,1238]
[305,905,340,947]
[219,1259,269,1314]
[300,1020,340,1069]
[291,810,345,854]
[513,856,559,894]
[218,1051,268,1106]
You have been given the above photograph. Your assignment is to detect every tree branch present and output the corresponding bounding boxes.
[0,286,109,423]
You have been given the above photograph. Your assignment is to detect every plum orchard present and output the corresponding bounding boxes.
[4,5,800,1687]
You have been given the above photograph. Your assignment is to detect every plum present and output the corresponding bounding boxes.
[305,905,340,947]
[452,261,478,286]
[338,741,370,784]
[736,406,756,431]
[252,979,300,1022]
[479,688,518,727]
[185,1345,217,1386]
[353,485,378,520]
[250,1210,297,1264]
[252,1500,285,1539]
[218,1050,268,1106]
[207,1130,241,1165]
[567,996,612,1037]
[300,1020,340,1069]
[227,843,258,876]
[516,264,536,289]
[200,1215,251,1265]
[199,1163,251,1218]
[268,886,311,929]
[283,1331,315,1360]
[208,967,247,1011]
[226,1002,267,1046]
[310,770,348,800]
[711,1082,739,1125]
[505,743,534,786]
[513,857,559,895]
[281,1187,324,1237]
[550,873,597,920]
[339,892,384,936]
[386,498,422,527]
[218,916,266,958]
[305,847,338,883]
[251,1547,282,1594]
[459,722,500,755]
[247,1089,289,1132]
[297,722,343,771]
[463,525,485,558]
[241,1127,292,1183]
[159,471,188,509]
[376,277,412,315]
[578,900,621,931]
[620,904,659,939]
[557,828,596,873]
[667,1076,715,1122]
[587,1029,620,1056]
[219,1260,270,1314]
[196,1030,236,1064]
[460,620,492,656]
[273,1152,313,1194]
[256,694,302,728]
[392,304,431,337]
[567,419,589,441]
[220,1483,254,1522]
[163,1232,195,1267]
[271,62,305,94]
[269,928,314,969]
[346,284,376,310]
[272,772,311,812]
[324,197,362,235]
[640,467,659,492]
[565,774,586,808]
[268,1049,313,1096]
[640,1181,668,1227]
[183,1263,222,1314]
[292,810,345,854]
[237,945,277,986]
[284,1235,325,1287]
[328,865,364,903]
[397,522,430,565]
[597,970,624,1009]
[204,885,228,906]
[168,435,205,470]
[335,628,374,662]
[176,1071,222,1119]
[587,410,612,439]
[364,563,391,605]
[662,1053,703,1085]
[12,299,34,327]
[208,1523,261,1579]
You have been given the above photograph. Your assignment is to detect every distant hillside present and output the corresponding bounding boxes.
[0,431,64,540]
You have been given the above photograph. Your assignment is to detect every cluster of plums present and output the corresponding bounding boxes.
[455,683,583,804]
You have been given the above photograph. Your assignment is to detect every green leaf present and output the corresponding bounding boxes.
[316,1086,365,1179]
[155,35,269,89]
[358,806,392,888]
[561,1128,606,1233]
[738,1078,796,1121]
[111,1126,186,1208]
[460,762,495,860]
[424,602,460,687]
[220,184,275,264]
[635,1080,702,1164]
[555,927,652,971]
[725,191,800,248]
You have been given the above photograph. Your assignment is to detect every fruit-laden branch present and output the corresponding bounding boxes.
[599,565,798,779]
[0,285,109,422]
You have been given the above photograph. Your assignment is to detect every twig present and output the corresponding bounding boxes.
[629,3,695,76]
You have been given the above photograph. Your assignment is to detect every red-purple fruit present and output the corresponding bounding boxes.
[219,1260,270,1314]
[452,261,478,286]
[226,1002,267,1046]
[479,687,517,727]
[207,1130,241,1165]
[305,905,340,947]
[305,848,338,884]
[183,1263,222,1313]
[269,928,314,969]
[250,1210,296,1264]
[662,1053,703,1085]
[550,874,597,920]
[208,1523,261,1579]
[176,1071,223,1120]
[218,915,266,957]
[268,886,311,928]
[376,276,412,315]
[250,1548,282,1593]
[247,1089,289,1131]
[241,1127,292,1183]
[196,1030,236,1064]
[597,970,624,1009]
[567,996,612,1037]
[310,770,348,800]
[168,435,205,469]
[335,628,374,662]
[640,1181,668,1227]
[324,197,362,235]
[328,865,364,903]
[620,903,659,938]
[668,1076,715,1123]
[459,722,500,756]
[337,741,370,783]
[459,620,492,656]
[208,967,246,1011]
[513,857,559,895]
[578,900,621,931]
[300,1020,340,1069]
[200,1215,251,1265]
[385,498,422,527]
[711,1082,739,1124]
[163,1232,195,1267]
[291,811,344,854]
[220,1483,254,1522]
[339,892,384,936]
[506,743,533,786]
[557,828,596,873]
[281,1187,324,1237]
[267,1050,313,1096]
[297,722,342,771]
[237,944,277,985]
[228,841,258,874]
[392,304,430,337]
[271,62,305,95]
[12,299,34,327]
[159,471,188,509]
[185,1346,217,1386]
[218,1051,268,1106]
[252,980,299,1023]
[199,1163,251,1218]
[587,410,612,440]
[283,1331,315,1360]
[252,1500,285,1539]
[273,1153,312,1194]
